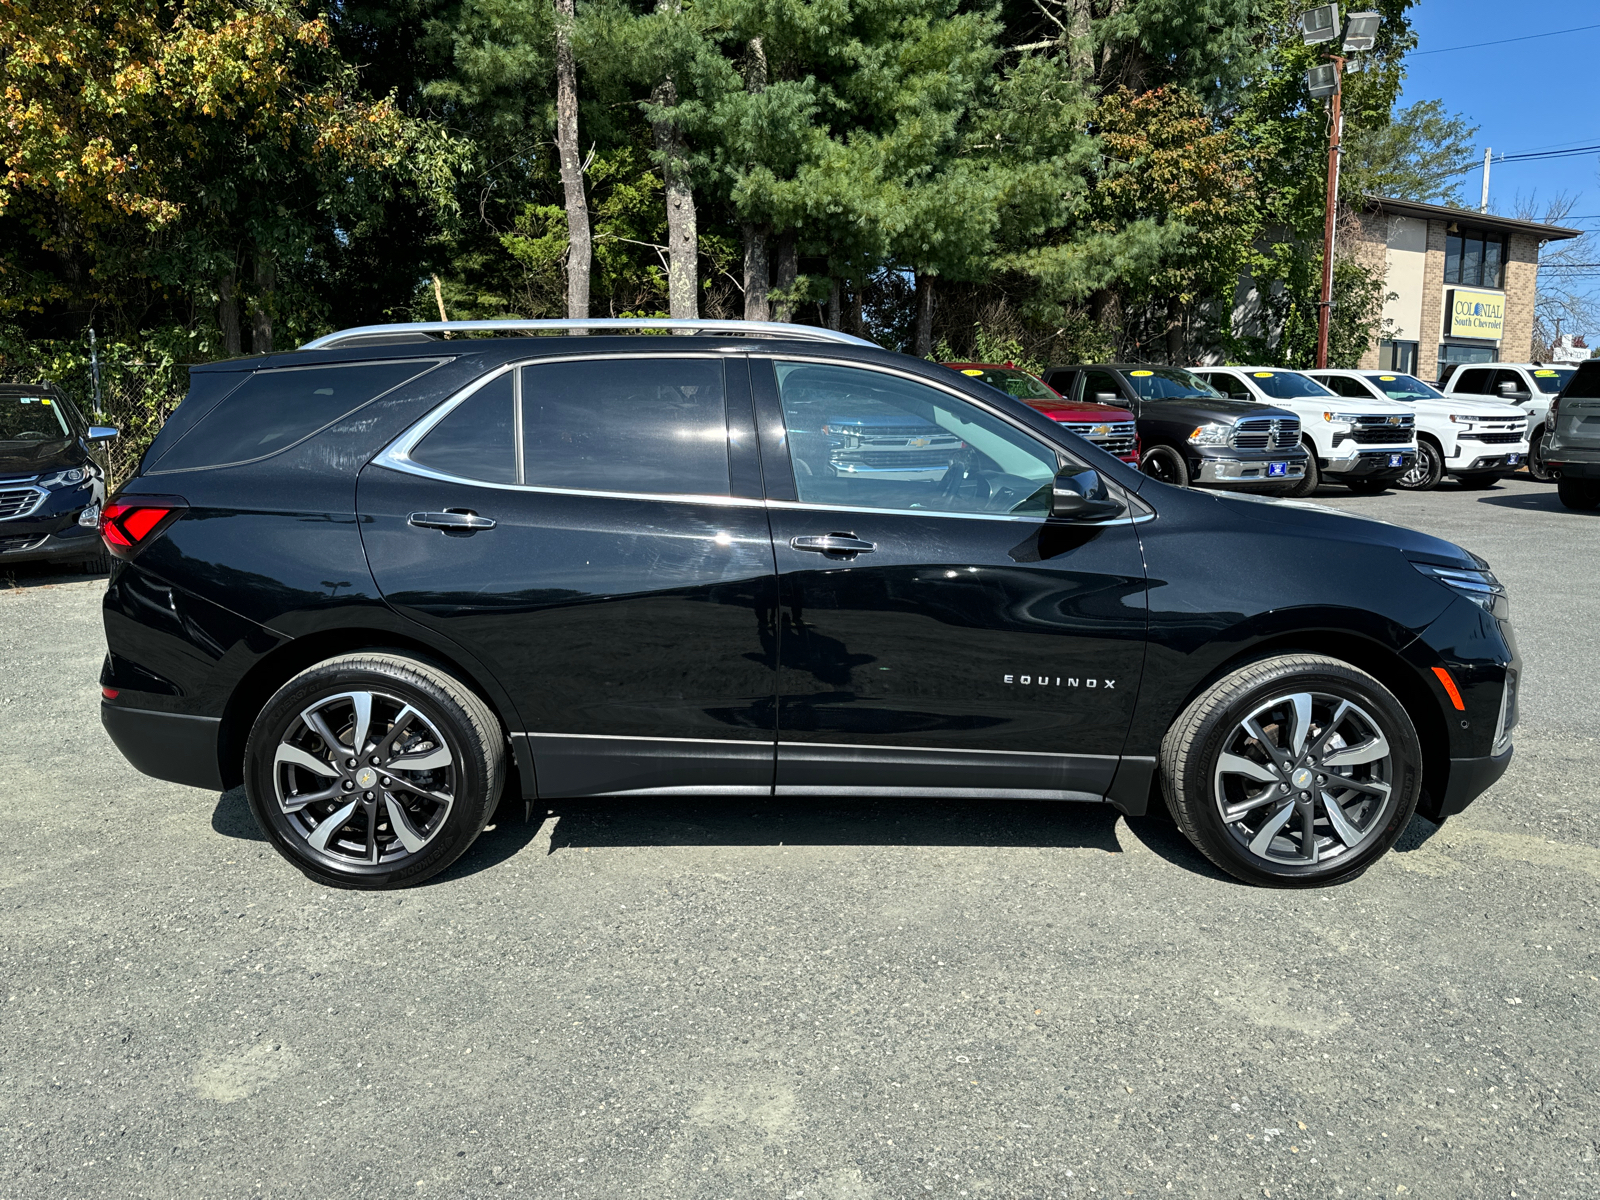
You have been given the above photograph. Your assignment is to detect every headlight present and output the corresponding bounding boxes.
[1187,422,1232,446]
[38,467,90,489]
[1322,412,1361,427]
[1412,561,1507,614]
[1448,414,1478,427]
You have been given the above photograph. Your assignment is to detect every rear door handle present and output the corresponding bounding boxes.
[408,509,496,532]
[790,533,875,555]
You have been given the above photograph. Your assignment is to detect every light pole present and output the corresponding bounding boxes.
[1303,7,1381,369]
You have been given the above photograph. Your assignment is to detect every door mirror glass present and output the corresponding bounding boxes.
[1050,467,1124,520]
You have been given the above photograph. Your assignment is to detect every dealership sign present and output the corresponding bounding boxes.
[1448,289,1505,340]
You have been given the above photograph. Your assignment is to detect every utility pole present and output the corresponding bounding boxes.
[1480,147,1491,213]
[1315,58,1343,370]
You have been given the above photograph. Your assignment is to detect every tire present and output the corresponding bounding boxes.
[1284,444,1321,498]
[1558,477,1600,510]
[1457,473,1503,490]
[1140,443,1190,487]
[244,651,506,889]
[1160,654,1421,887]
[1397,438,1444,491]
[1343,478,1388,494]
[1528,426,1555,482]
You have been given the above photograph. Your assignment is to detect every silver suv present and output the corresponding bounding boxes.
[1546,360,1600,510]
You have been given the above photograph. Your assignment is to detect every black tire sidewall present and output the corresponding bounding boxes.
[244,658,500,889]
[1286,448,1320,497]
[1141,444,1189,487]
[1165,659,1421,887]
[1398,440,1442,491]
[1529,428,1553,482]
[1558,478,1600,510]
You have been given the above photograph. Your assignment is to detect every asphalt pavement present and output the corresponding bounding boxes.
[2,475,1596,1199]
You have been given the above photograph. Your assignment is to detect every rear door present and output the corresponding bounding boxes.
[357,354,780,798]
[754,357,1147,800]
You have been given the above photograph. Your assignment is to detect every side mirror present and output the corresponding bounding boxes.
[87,425,119,441]
[1497,383,1530,401]
[1051,467,1124,520]
[1093,391,1122,405]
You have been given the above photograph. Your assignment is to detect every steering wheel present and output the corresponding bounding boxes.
[937,451,989,506]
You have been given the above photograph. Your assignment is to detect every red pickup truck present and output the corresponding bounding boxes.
[944,362,1139,464]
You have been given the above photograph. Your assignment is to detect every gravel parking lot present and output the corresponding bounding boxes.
[3,474,1597,1200]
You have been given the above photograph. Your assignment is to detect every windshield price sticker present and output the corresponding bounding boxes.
[960,369,984,376]
[1534,369,1559,377]
[1379,375,1396,381]
[1129,370,1154,376]
[1252,371,1275,378]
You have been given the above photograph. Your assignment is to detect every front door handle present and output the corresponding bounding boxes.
[408,509,496,532]
[791,533,875,555]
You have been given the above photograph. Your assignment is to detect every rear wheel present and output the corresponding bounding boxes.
[244,651,505,889]
[1160,654,1421,887]
[1457,473,1503,490]
[1140,443,1190,487]
[1558,477,1600,510]
[1285,445,1321,497]
[1528,426,1555,482]
[1397,438,1444,491]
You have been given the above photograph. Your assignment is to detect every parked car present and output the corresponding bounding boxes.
[99,318,1518,891]
[1306,369,1527,491]
[1039,364,1306,492]
[0,382,117,569]
[1193,366,1416,496]
[1436,362,1577,482]
[1544,359,1600,510]
[942,362,1138,463]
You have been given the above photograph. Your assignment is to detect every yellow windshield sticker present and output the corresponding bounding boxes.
[960,369,984,376]
[1129,370,1154,376]
[40,398,51,404]
[1252,371,1274,378]
[1379,375,1396,381]
[1534,369,1559,376]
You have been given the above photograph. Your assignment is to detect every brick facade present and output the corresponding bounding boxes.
[1500,232,1540,363]
[1416,220,1448,384]
[1343,210,1388,369]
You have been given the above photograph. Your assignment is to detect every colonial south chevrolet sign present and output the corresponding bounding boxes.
[1448,289,1505,339]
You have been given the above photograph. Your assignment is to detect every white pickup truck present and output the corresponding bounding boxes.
[1437,362,1576,481]
[1308,369,1527,490]
[1192,366,1416,496]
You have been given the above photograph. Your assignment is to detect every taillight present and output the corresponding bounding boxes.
[100,495,188,559]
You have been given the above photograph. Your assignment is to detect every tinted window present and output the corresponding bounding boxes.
[151,360,435,471]
[1243,370,1334,399]
[950,366,1056,400]
[1564,362,1600,399]
[1491,369,1529,397]
[1121,368,1223,400]
[1203,371,1251,400]
[1529,367,1574,394]
[411,371,516,483]
[1362,374,1442,401]
[1040,368,1078,396]
[0,393,70,442]
[776,362,1057,517]
[1451,368,1491,394]
[520,358,728,496]
[1081,370,1125,403]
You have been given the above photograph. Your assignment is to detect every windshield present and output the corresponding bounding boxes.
[1121,368,1224,400]
[1362,373,1442,401]
[1531,368,1575,394]
[0,393,71,443]
[950,366,1056,401]
[1243,370,1335,399]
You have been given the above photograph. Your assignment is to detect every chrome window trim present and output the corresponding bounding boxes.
[764,498,1049,524]
[302,318,877,350]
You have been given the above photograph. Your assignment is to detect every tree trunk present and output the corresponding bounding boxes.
[217,266,242,357]
[849,283,865,338]
[914,272,935,358]
[743,224,770,322]
[554,0,591,322]
[773,237,797,322]
[651,75,698,320]
[1165,296,1184,364]
[1067,0,1093,82]
[825,278,841,330]
[250,252,275,354]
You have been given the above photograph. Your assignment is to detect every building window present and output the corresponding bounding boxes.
[1437,342,1496,377]
[1444,227,1506,288]
[1379,340,1418,374]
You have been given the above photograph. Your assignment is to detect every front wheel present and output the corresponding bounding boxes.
[1284,446,1321,498]
[1140,443,1190,487]
[1160,654,1421,887]
[1558,477,1600,510]
[1528,426,1555,482]
[244,651,506,889]
[1397,439,1444,491]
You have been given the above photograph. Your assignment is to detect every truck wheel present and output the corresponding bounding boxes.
[1285,445,1320,497]
[1528,426,1555,482]
[1557,478,1600,510]
[1140,444,1190,487]
[1160,654,1421,887]
[1397,438,1444,491]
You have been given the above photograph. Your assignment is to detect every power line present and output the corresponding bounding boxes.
[1411,22,1600,56]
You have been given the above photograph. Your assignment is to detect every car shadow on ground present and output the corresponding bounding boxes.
[1476,488,1587,514]
[1,559,108,589]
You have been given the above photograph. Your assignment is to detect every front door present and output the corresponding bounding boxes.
[358,354,779,798]
[754,358,1148,799]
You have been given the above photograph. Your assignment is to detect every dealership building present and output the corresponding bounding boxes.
[1344,196,1582,381]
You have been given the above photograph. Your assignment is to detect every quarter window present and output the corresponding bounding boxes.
[775,362,1058,516]
[411,371,517,483]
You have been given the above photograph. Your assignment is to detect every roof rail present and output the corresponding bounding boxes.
[299,318,878,351]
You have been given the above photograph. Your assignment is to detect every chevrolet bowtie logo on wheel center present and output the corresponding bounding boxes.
[1291,766,1314,790]
[355,767,378,789]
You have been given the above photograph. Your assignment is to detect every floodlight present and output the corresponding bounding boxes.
[1342,10,1381,51]
[1301,4,1339,44]
[1306,63,1340,98]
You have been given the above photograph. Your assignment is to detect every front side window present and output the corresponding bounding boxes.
[1362,374,1442,401]
[1202,371,1251,400]
[951,366,1056,401]
[1445,229,1507,288]
[1080,370,1126,404]
[1316,375,1376,400]
[1242,370,1335,400]
[0,393,70,443]
[775,362,1058,517]
[1120,368,1223,400]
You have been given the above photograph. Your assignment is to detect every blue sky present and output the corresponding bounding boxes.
[1400,0,1600,233]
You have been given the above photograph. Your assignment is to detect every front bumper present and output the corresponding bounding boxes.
[1449,452,1525,474]
[1325,448,1416,476]
[101,702,224,791]
[1423,748,1514,820]
[0,519,101,563]
[1194,456,1307,486]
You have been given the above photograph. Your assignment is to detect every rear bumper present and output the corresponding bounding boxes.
[1422,747,1514,821]
[1548,448,1600,479]
[101,702,223,791]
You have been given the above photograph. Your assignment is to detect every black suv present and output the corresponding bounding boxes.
[1,383,117,567]
[99,320,1519,889]
[1041,365,1307,492]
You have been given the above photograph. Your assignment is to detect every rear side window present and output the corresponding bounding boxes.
[410,371,516,483]
[1564,362,1600,399]
[520,358,729,496]
[148,360,437,472]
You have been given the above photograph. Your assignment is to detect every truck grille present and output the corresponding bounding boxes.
[1084,422,1137,457]
[1467,431,1523,445]
[0,487,46,519]
[840,451,955,469]
[1232,418,1301,450]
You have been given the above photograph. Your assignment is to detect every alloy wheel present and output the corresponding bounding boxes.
[1528,428,1553,482]
[1397,440,1441,490]
[272,690,455,866]
[1212,690,1393,867]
